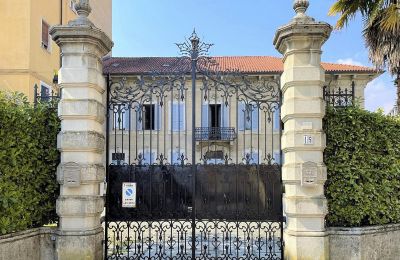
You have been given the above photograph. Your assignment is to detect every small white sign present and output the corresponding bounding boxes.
[122,182,137,208]
[303,135,314,145]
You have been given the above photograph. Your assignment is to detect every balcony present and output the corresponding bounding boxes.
[195,127,236,142]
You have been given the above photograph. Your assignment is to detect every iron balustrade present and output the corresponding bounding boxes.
[33,83,61,108]
[323,81,355,107]
[195,127,236,141]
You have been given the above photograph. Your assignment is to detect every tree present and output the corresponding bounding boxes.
[329,0,400,109]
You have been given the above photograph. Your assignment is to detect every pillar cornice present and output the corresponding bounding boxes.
[273,20,332,56]
[50,26,113,57]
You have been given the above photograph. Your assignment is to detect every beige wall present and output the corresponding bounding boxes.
[108,76,282,165]
[107,73,375,165]
[0,0,112,101]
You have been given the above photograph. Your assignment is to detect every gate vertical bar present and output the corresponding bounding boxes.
[190,36,198,260]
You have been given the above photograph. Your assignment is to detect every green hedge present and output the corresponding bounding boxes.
[324,106,400,227]
[0,92,60,235]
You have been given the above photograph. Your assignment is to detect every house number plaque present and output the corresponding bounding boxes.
[303,135,314,145]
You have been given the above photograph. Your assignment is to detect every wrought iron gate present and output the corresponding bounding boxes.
[104,31,284,259]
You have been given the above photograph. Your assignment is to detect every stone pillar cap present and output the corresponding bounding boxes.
[50,26,113,55]
[273,0,332,54]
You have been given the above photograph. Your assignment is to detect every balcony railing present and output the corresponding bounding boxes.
[195,127,236,141]
[323,82,355,108]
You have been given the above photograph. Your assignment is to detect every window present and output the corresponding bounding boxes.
[209,104,221,127]
[134,104,161,131]
[113,109,130,130]
[202,102,229,128]
[112,152,125,165]
[41,20,50,51]
[40,82,51,102]
[143,104,155,130]
[238,102,259,131]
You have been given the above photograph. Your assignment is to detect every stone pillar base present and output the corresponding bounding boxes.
[284,230,329,260]
[56,228,103,260]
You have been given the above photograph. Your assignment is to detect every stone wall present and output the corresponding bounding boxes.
[0,228,56,260]
[329,223,400,260]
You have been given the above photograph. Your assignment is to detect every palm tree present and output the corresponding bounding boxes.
[329,0,400,109]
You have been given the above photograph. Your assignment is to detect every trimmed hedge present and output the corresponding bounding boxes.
[0,92,59,235]
[324,106,400,227]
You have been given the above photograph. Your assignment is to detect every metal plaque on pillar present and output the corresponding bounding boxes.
[301,161,319,186]
[63,162,81,187]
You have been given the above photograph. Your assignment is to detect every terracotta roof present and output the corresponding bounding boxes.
[103,56,377,75]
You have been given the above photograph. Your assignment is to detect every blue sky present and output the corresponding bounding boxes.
[112,0,396,113]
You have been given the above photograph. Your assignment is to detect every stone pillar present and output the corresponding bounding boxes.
[273,1,332,259]
[50,1,113,259]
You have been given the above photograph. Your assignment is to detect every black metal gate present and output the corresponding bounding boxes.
[104,31,284,259]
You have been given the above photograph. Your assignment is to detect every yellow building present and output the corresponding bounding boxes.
[0,0,112,100]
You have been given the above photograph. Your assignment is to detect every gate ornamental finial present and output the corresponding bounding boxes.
[69,0,94,26]
[293,0,309,16]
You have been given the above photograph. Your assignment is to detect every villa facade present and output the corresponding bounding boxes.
[103,56,379,166]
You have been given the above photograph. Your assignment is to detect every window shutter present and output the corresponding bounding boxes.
[273,109,280,131]
[238,102,244,131]
[123,110,130,130]
[113,111,120,130]
[251,106,259,131]
[222,104,229,127]
[201,104,209,127]
[155,104,161,130]
[42,21,49,48]
[136,108,143,131]
[179,103,185,130]
[171,103,178,131]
